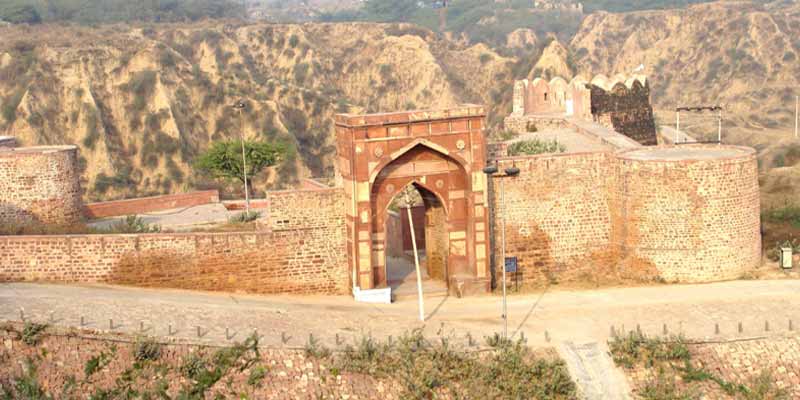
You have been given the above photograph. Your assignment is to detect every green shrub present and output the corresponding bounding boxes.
[84,347,116,378]
[479,53,492,64]
[288,34,299,48]
[304,334,331,359]
[133,337,162,362]
[178,333,260,398]
[21,322,48,346]
[608,331,690,369]
[293,62,310,84]
[180,352,208,381]
[246,365,268,387]
[507,139,566,156]
[105,216,161,234]
[228,211,261,224]
[763,205,800,229]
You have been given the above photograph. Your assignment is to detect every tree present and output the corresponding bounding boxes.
[0,3,41,24]
[194,140,286,195]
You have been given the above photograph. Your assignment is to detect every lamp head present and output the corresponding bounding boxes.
[483,164,499,175]
[505,166,520,177]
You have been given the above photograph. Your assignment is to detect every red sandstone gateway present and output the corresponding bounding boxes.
[335,106,492,296]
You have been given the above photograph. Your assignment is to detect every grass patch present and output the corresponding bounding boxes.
[228,211,261,224]
[21,322,48,346]
[507,138,566,156]
[334,329,576,399]
[610,331,789,399]
[132,337,162,363]
[102,216,162,234]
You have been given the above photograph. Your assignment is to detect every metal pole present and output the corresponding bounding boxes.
[795,95,798,139]
[718,109,722,144]
[239,108,250,215]
[675,110,680,143]
[500,178,507,339]
[406,197,425,322]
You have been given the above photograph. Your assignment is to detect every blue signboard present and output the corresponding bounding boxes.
[504,257,518,273]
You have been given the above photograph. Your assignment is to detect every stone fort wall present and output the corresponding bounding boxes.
[0,186,348,296]
[492,145,761,287]
[0,146,83,226]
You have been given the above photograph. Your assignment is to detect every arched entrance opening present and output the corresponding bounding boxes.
[335,106,492,297]
[369,142,468,291]
[383,183,449,296]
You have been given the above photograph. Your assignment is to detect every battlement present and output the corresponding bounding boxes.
[508,73,657,145]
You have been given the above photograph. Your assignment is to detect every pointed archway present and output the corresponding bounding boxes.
[335,106,491,296]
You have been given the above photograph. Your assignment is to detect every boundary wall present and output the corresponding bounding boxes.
[0,186,348,296]
[83,191,220,219]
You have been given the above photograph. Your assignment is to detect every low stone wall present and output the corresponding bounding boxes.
[83,190,220,219]
[0,228,348,295]
[0,185,349,295]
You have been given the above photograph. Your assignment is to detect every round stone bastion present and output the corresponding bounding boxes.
[0,145,83,226]
[615,145,761,282]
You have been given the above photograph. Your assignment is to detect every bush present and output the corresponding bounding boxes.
[104,216,161,234]
[133,337,162,362]
[228,211,261,224]
[608,331,690,369]
[507,139,566,156]
[304,334,331,359]
[21,322,48,346]
[288,34,299,48]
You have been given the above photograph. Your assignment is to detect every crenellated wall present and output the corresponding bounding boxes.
[506,73,657,146]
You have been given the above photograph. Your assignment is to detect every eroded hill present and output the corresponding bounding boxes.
[0,22,516,200]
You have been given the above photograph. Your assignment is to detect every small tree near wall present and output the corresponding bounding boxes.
[194,140,286,196]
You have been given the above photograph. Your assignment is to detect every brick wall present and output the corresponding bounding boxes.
[0,146,82,226]
[0,186,350,296]
[491,145,761,287]
[83,190,220,219]
[614,146,761,282]
[0,229,348,295]
[492,152,618,286]
[264,187,344,230]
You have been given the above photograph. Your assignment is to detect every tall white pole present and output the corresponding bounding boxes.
[675,110,680,143]
[795,96,798,140]
[239,109,250,215]
[500,178,508,339]
[406,198,425,322]
[718,109,722,144]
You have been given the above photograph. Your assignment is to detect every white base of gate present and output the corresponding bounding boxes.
[352,286,392,304]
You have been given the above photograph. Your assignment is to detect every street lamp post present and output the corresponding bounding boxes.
[233,100,250,215]
[484,162,520,339]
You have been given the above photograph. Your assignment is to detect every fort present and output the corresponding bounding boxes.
[0,75,762,298]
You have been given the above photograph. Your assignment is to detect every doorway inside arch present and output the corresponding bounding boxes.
[384,183,449,299]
